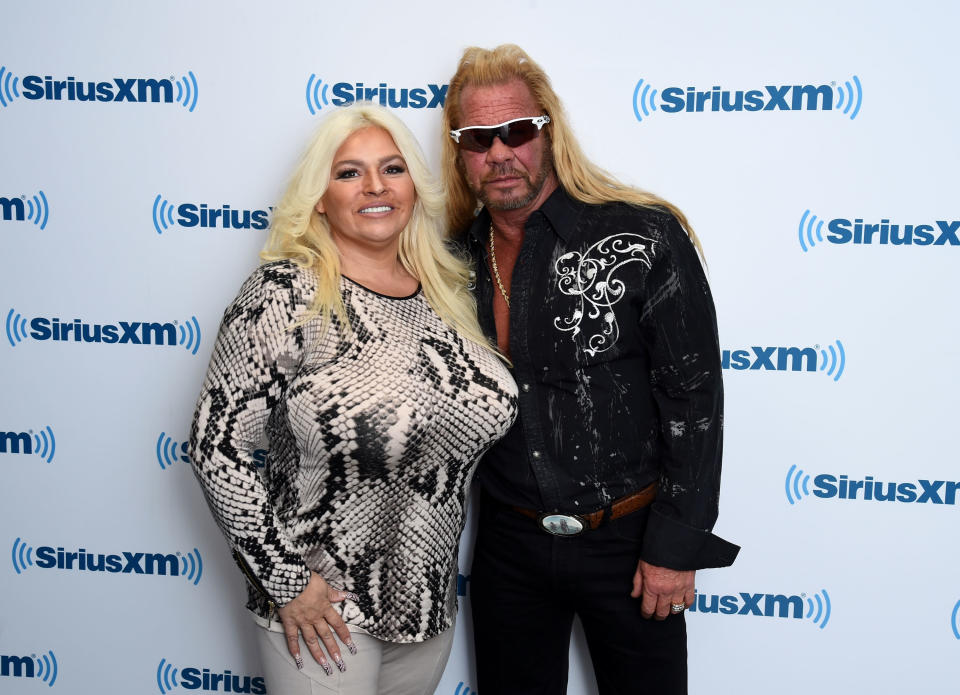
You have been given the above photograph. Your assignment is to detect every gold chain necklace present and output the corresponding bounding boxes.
[489,224,510,308]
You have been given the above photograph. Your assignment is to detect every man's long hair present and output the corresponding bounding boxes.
[441,44,703,255]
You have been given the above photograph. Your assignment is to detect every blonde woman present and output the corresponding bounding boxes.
[189,103,517,695]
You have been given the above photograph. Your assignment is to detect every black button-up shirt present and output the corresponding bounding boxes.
[467,187,738,570]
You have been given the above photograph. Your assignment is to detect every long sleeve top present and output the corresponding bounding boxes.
[189,260,518,642]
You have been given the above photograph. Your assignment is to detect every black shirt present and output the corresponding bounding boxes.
[467,187,738,570]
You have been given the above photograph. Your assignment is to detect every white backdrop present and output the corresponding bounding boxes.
[2,1,958,693]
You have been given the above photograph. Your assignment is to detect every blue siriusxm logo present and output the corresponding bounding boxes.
[952,600,960,640]
[11,537,204,585]
[454,682,478,695]
[798,210,960,251]
[305,74,448,114]
[0,191,50,229]
[0,66,198,110]
[156,659,265,694]
[632,75,862,122]
[5,309,202,354]
[1,426,56,462]
[156,432,266,470]
[721,340,846,381]
[784,465,960,506]
[152,196,271,234]
[1,650,58,686]
[688,588,832,629]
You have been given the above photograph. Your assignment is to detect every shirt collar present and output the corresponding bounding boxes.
[466,186,582,244]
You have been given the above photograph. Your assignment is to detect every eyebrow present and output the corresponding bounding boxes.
[332,154,406,169]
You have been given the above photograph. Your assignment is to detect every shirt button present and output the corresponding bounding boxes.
[521,383,531,392]
[531,450,541,459]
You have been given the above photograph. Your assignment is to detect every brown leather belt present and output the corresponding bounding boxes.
[509,482,657,536]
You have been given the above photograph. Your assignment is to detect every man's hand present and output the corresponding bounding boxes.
[631,560,695,620]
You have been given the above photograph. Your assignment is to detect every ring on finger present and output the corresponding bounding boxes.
[670,602,686,613]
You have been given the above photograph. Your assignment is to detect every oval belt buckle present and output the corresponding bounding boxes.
[538,513,585,536]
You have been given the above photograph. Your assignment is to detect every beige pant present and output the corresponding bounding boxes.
[255,624,454,695]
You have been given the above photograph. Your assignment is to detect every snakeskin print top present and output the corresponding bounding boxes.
[189,260,517,643]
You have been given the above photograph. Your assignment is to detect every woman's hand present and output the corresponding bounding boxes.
[276,572,358,674]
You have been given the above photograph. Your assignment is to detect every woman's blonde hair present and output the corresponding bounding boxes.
[441,44,703,256]
[262,102,490,350]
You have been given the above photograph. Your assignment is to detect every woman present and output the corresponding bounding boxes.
[189,103,517,695]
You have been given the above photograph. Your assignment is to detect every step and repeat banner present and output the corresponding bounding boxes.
[2,2,957,693]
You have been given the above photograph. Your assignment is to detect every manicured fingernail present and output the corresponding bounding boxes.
[343,591,360,602]
[320,660,333,677]
[294,654,303,670]
[334,654,346,672]
[346,639,358,655]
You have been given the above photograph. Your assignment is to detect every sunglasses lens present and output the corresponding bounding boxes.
[503,120,538,147]
[456,119,544,152]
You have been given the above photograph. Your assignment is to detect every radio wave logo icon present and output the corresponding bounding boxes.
[951,600,960,640]
[0,66,21,107]
[834,75,862,120]
[25,190,50,229]
[454,682,478,695]
[156,658,179,694]
[798,210,825,252]
[632,78,659,122]
[174,71,199,112]
[180,548,203,586]
[785,464,812,505]
[156,432,187,470]
[5,308,28,347]
[0,426,56,462]
[11,537,35,574]
[152,195,176,234]
[306,74,331,115]
[805,589,832,629]
[178,316,202,355]
[818,339,846,382]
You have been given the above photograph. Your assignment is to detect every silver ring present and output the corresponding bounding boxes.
[670,602,685,613]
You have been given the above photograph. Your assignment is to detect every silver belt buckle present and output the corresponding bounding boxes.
[538,513,585,536]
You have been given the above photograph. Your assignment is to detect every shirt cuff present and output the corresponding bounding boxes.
[640,507,740,570]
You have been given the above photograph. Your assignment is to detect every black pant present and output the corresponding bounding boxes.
[471,494,687,695]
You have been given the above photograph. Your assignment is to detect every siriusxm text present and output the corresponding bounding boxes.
[0,431,31,454]
[0,197,26,220]
[662,84,832,113]
[331,82,447,109]
[21,75,175,103]
[722,346,815,371]
[1,655,34,678]
[177,204,269,230]
[26,318,177,345]
[179,668,265,693]
[815,474,960,504]
[825,218,959,246]
[34,546,182,575]
[688,592,803,618]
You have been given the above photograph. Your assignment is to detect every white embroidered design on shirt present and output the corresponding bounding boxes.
[554,233,656,356]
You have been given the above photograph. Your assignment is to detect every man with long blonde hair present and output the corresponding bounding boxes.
[442,45,739,694]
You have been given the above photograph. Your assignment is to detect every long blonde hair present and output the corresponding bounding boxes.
[441,44,703,256]
[262,103,490,350]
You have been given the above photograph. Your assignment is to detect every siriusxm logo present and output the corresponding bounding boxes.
[952,600,960,640]
[798,210,959,251]
[157,659,265,694]
[0,66,198,111]
[721,340,845,381]
[11,537,204,585]
[0,191,49,229]
[1,426,56,463]
[454,683,478,695]
[688,588,831,629]
[785,465,960,506]
[157,432,266,471]
[456,572,470,597]
[152,196,271,234]
[633,75,862,122]
[305,74,447,114]
[1,650,58,686]
[6,309,202,354]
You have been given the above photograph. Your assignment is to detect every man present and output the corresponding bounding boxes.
[441,45,740,694]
